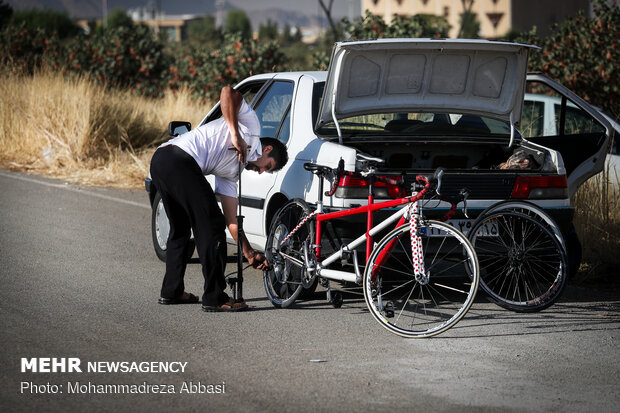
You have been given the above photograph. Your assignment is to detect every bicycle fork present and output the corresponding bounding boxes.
[408,196,428,285]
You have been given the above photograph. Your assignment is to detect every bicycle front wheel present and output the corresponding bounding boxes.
[363,220,479,338]
[469,211,567,312]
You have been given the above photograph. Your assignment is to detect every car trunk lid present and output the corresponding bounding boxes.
[316,39,537,137]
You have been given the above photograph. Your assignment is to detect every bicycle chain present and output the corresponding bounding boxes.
[279,210,318,247]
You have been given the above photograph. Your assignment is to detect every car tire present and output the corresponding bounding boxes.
[151,191,195,262]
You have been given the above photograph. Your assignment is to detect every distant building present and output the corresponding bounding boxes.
[361,0,591,38]
[128,7,201,42]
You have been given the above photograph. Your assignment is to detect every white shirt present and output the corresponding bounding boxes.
[161,99,261,197]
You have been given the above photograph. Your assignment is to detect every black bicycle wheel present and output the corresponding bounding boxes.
[263,199,315,308]
[469,211,567,312]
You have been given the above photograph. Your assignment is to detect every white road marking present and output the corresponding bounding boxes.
[0,171,151,209]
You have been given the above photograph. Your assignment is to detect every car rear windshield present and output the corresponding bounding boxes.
[317,112,512,138]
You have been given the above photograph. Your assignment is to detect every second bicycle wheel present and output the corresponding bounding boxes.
[363,220,479,338]
[264,199,314,308]
[469,211,567,312]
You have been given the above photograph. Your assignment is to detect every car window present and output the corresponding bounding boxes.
[254,81,294,138]
[202,81,267,125]
[316,112,510,137]
[522,81,605,137]
[524,79,609,177]
[521,100,545,137]
[555,104,605,135]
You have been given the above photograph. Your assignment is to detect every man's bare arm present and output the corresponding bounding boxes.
[220,86,248,164]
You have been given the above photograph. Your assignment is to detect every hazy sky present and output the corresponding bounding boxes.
[9,0,359,20]
[228,0,359,19]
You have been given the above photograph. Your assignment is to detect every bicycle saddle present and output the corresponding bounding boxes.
[303,162,333,176]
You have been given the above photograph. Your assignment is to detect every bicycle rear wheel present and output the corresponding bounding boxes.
[363,220,479,338]
[469,211,567,312]
[264,199,314,308]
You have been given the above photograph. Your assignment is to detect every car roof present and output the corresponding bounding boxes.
[243,71,327,83]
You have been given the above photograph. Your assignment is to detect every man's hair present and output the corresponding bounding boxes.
[260,137,288,171]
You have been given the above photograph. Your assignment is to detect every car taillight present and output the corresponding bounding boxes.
[510,176,568,199]
[335,175,404,199]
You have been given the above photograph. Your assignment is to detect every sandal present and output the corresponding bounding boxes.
[158,292,199,305]
[202,298,248,312]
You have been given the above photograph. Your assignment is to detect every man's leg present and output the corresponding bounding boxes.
[151,145,229,307]
[183,177,229,307]
[159,194,192,298]
[150,146,192,299]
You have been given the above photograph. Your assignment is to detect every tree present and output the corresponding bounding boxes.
[10,8,78,38]
[224,9,252,40]
[106,8,134,30]
[186,15,221,46]
[258,19,278,41]
[459,11,480,38]
[318,0,340,41]
[341,10,449,41]
[457,0,478,38]
[416,14,451,38]
[510,0,618,119]
[0,0,13,29]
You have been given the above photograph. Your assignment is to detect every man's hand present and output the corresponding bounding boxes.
[247,250,270,271]
[231,131,248,164]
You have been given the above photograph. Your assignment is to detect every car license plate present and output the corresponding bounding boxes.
[421,220,499,237]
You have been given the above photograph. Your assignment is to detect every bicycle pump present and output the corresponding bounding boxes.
[230,160,245,303]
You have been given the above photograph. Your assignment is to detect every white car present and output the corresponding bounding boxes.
[146,39,614,274]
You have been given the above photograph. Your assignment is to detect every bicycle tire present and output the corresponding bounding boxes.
[474,200,567,253]
[363,220,479,338]
[263,199,314,308]
[472,200,581,279]
[469,211,567,312]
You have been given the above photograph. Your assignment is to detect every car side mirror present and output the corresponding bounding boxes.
[168,121,191,137]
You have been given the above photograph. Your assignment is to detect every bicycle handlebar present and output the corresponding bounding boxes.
[324,159,345,197]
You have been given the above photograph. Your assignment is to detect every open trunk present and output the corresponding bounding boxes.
[345,139,555,199]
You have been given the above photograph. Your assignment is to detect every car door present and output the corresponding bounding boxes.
[522,73,613,197]
[238,80,295,239]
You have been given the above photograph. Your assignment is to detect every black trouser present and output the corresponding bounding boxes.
[150,145,229,306]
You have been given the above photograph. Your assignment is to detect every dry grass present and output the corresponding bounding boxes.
[572,166,620,280]
[0,68,207,188]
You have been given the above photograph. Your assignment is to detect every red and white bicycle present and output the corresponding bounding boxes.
[264,156,479,338]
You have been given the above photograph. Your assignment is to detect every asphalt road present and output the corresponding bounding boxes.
[0,169,618,413]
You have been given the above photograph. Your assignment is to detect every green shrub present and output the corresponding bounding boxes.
[512,1,619,119]
[66,25,171,97]
[170,33,284,102]
[0,23,63,73]
[341,10,450,41]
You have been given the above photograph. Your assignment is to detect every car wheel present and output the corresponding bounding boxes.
[151,191,195,262]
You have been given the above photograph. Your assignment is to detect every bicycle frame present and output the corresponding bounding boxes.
[308,173,431,285]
